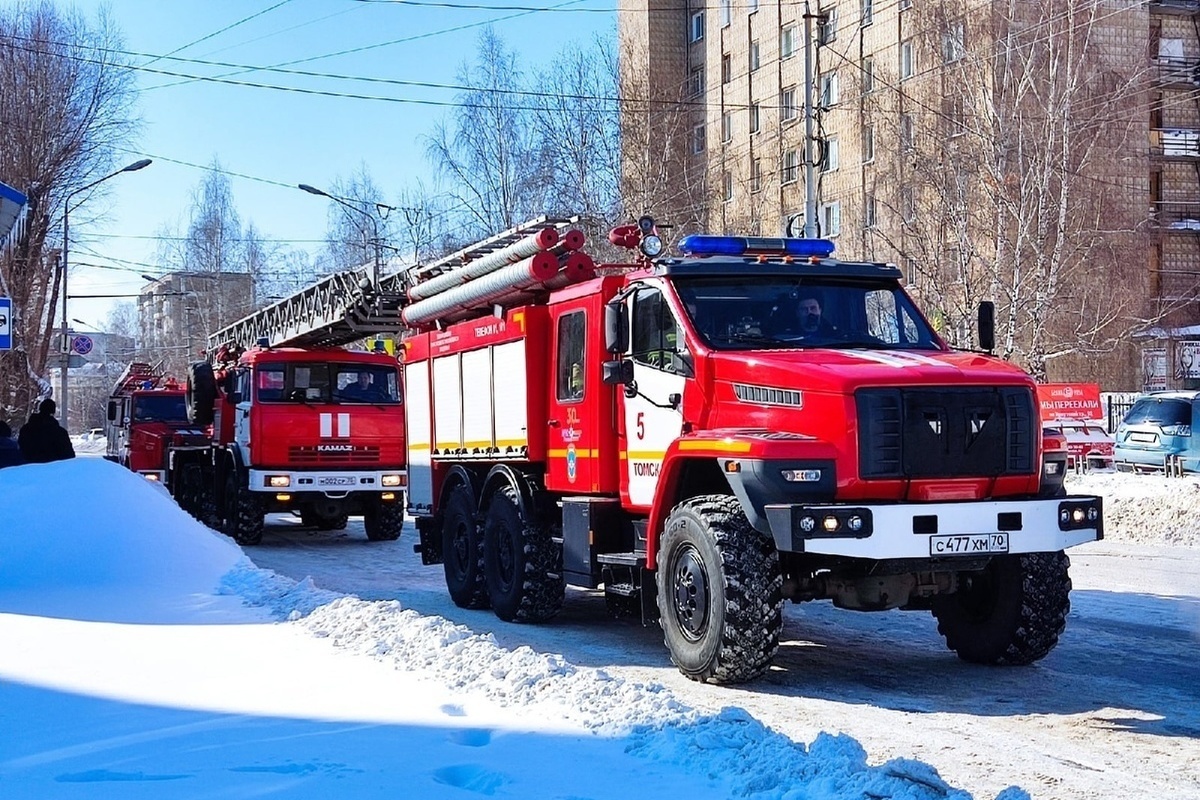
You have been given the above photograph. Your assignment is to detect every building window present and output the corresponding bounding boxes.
[820,201,841,237]
[720,0,731,27]
[862,124,874,162]
[900,113,914,150]
[862,0,873,26]
[943,21,965,62]
[947,96,965,136]
[782,86,798,121]
[863,56,874,93]
[750,103,760,134]
[690,11,704,43]
[820,136,839,172]
[692,123,706,154]
[782,149,799,184]
[722,112,733,143]
[900,40,915,79]
[820,72,839,107]
[900,0,912,9]
[723,171,734,202]
[721,54,732,84]
[818,9,837,45]
[749,0,759,12]
[751,158,762,192]
[689,66,705,97]
[750,40,760,71]
[781,25,797,59]
[865,194,877,228]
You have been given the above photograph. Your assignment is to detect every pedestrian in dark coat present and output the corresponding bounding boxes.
[18,400,75,464]
[0,420,22,468]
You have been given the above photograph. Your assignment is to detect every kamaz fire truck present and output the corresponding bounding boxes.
[114,266,410,545]
[398,216,1101,684]
[104,362,209,481]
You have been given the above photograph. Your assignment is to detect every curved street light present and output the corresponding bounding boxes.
[299,183,391,288]
[60,158,152,430]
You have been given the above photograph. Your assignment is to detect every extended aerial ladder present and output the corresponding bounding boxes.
[208,216,582,352]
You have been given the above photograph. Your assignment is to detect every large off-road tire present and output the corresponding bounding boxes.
[442,484,489,609]
[363,499,403,541]
[222,469,264,546]
[482,485,564,623]
[175,462,209,522]
[186,362,217,426]
[931,551,1072,665]
[656,494,784,684]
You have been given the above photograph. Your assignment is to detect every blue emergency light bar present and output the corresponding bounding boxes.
[678,235,836,259]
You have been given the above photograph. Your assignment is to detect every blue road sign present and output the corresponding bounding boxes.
[71,334,93,356]
[0,297,11,351]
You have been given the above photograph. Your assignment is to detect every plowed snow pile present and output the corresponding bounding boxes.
[1067,472,1200,547]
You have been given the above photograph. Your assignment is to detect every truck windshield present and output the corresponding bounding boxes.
[674,276,942,351]
[133,394,188,422]
[256,362,400,404]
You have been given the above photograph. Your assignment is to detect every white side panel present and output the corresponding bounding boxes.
[492,340,528,455]
[461,348,495,454]
[404,361,434,511]
[432,354,464,453]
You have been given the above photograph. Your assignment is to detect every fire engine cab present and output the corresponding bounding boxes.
[104,362,208,482]
[402,217,1102,684]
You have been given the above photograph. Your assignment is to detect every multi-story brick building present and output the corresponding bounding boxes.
[139,271,254,376]
[620,0,1193,388]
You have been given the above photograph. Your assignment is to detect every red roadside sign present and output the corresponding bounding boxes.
[1037,383,1103,422]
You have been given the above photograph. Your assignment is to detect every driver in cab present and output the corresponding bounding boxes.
[774,290,838,338]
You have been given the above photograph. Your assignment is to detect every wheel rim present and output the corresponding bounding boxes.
[450,520,470,574]
[670,543,710,641]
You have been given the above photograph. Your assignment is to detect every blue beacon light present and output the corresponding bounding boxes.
[678,235,836,259]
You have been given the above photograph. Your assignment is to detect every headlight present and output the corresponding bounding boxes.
[781,469,822,482]
[267,475,290,488]
[381,474,405,487]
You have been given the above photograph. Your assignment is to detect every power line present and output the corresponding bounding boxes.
[141,0,299,67]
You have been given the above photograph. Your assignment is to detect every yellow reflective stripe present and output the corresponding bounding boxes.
[624,450,667,460]
[677,439,753,453]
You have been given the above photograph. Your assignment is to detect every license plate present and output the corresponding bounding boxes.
[929,533,1009,556]
[1129,432,1156,443]
[318,476,358,486]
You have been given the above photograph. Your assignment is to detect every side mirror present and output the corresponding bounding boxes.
[106,401,117,422]
[604,300,629,354]
[602,359,634,386]
[977,301,995,353]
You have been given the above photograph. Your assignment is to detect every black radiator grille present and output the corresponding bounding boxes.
[856,387,1035,479]
[289,445,381,464]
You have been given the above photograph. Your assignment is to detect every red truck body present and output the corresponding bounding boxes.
[400,221,1101,684]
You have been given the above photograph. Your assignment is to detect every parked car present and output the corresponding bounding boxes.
[1114,390,1200,472]
[1044,419,1114,469]
[81,428,104,442]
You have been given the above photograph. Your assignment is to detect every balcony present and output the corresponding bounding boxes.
[1152,201,1200,232]
[1151,128,1200,159]
[1154,55,1200,87]
[1150,0,1200,15]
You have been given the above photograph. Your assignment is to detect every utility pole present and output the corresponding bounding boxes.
[299,184,395,288]
[802,1,819,238]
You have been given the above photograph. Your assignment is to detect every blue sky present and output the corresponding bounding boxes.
[64,0,616,328]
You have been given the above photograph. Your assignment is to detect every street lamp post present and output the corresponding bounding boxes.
[298,184,389,288]
[61,158,152,432]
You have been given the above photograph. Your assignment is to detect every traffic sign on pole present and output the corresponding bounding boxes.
[71,334,93,356]
[0,297,11,351]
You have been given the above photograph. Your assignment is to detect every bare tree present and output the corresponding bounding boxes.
[319,165,395,273]
[425,27,545,240]
[868,0,1150,385]
[0,2,137,419]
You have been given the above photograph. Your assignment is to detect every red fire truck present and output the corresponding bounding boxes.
[175,340,407,545]
[104,362,209,481]
[400,217,1101,684]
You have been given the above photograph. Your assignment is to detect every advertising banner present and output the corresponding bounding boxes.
[1143,347,1168,392]
[1037,383,1103,422]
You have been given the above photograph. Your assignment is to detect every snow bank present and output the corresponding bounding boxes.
[0,458,249,622]
[1067,472,1200,547]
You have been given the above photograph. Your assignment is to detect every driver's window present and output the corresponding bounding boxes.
[256,366,285,402]
[632,287,689,374]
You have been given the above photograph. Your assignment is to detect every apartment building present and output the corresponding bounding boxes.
[139,271,254,376]
[620,0,1178,388]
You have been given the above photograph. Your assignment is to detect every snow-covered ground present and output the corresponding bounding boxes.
[0,457,1195,799]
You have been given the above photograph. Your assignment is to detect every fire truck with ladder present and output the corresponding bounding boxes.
[134,265,410,545]
[395,215,1100,685]
[104,362,209,481]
